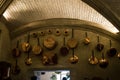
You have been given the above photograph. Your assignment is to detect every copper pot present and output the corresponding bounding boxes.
[67,29,78,49]
[99,53,109,68]
[42,52,58,65]
[12,58,20,75]
[107,40,117,57]
[25,51,32,65]
[43,36,57,49]
[12,40,21,57]
[25,57,32,65]
[88,50,98,65]
[21,33,31,53]
[96,36,104,51]
[69,55,79,64]
[32,37,42,55]
[60,37,69,56]
[83,32,90,45]
[55,29,61,36]
[69,49,78,64]
[117,52,120,59]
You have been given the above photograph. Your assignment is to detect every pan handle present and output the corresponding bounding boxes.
[92,50,95,61]
[102,53,105,59]
[97,35,100,43]
[37,37,40,46]
[27,33,30,43]
[109,40,112,48]
[72,48,74,57]
[71,29,74,38]
[85,32,88,38]
[63,37,66,46]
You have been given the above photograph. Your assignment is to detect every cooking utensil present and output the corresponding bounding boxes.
[99,53,109,68]
[67,29,78,49]
[25,51,32,65]
[83,32,90,45]
[63,29,69,36]
[42,52,58,65]
[12,58,20,75]
[42,55,50,65]
[22,33,31,53]
[47,29,52,34]
[12,40,21,57]
[39,31,45,36]
[107,40,117,57]
[88,50,98,65]
[69,49,78,64]
[96,36,104,51]
[43,36,57,49]
[60,37,69,56]
[32,37,42,55]
[55,29,61,36]
[117,52,120,59]
[32,32,38,38]
[51,53,58,64]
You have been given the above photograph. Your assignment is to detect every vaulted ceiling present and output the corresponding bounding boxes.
[0,0,120,36]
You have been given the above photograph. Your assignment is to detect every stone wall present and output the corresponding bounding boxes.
[0,19,120,80]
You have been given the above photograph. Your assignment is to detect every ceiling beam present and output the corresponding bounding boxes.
[82,0,120,33]
[0,0,13,18]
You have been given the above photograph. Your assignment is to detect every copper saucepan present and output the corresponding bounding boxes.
[69,49,78,64]
[99,52,109,68]
[55,29,61,36]
[42,52,58,65]
[83,32,90,45]
[88,50,98,65]
[12,58,20,75]
[67,29,78,49]
[96,36,104,51]
[43,36,57,50]
[60,37,69,56]
[107,40,117,57]
[21,33,31,53]
[25,51,32,65]
[12,40,21,57]
[32,37,42,55]
[117,52,120,59]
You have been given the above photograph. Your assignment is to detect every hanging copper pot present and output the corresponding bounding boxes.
[55,29,61,36]
[96,36,104,51]
[42,52,58,65]
[32,37,42,55]
[43,36,57,49]
[60,37,69,56]
[107,40,117,57]
[88,50,98,65]
[21,33,31,53]
[32,32,38,38]
[42,55,50,65]
[117,52,120,59]
[25,51,32,65]
[12,58,20,75]
[63,29,69,36]
[12,40,21,57]
[67,29,78,49]
[99,53,109,68]
[69,49,78,64]
[83,32,90,45]
[47,29,52,34]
